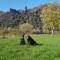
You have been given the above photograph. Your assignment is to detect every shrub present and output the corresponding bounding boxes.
[19,23,33,34]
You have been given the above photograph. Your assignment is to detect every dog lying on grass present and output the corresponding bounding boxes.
[27,35,38,46]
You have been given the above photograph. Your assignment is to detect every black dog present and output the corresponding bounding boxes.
[27,35,38,46]
[20,35,26,45]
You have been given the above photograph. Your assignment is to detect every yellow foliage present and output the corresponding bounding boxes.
[41,4,60,30]
[19,23,33,33]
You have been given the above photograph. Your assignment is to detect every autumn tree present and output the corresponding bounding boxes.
[41,4,60,34]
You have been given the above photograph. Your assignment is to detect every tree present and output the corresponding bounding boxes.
[41,4,60,34]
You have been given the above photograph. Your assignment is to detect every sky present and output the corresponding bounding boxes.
[0,0,60,12]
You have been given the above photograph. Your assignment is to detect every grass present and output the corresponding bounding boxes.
[0,34,60,60]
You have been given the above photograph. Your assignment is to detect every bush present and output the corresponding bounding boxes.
[19,23,33,34]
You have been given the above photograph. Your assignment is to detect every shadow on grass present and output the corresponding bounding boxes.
[36,43,43,46]
[20,43,43,46]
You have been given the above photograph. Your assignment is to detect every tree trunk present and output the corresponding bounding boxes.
[2,27,8,38]
[51,29,54,35]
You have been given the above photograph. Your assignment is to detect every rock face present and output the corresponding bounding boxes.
[0,6,43,33]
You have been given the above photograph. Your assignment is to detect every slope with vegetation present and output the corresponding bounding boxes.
[0,3,60,34]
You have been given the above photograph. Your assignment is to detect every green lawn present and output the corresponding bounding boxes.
[0,34,60,60]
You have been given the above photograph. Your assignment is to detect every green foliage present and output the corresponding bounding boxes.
[0,35,60,60]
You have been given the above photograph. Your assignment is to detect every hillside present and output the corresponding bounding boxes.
[0,5,45,28]
[0,4,60,34]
